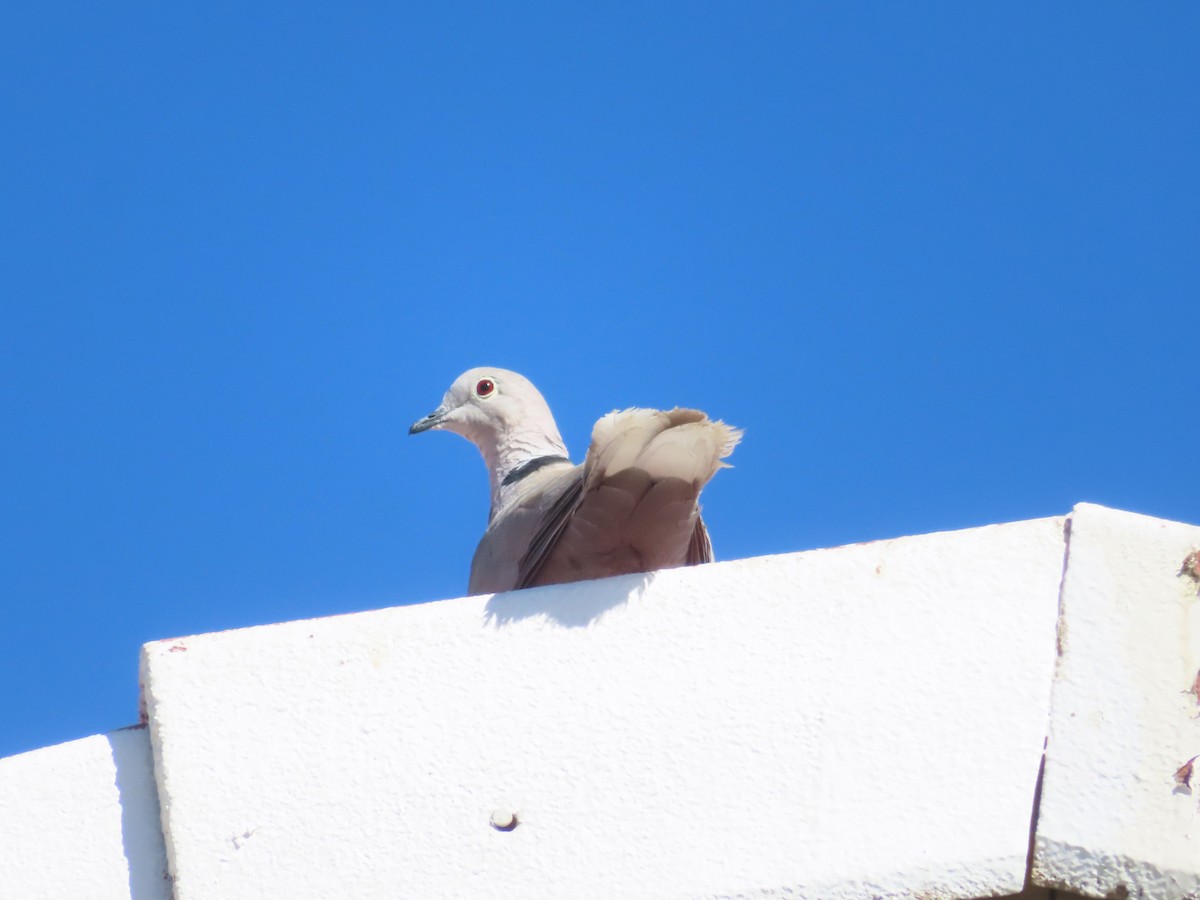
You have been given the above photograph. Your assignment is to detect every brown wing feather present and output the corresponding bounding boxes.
[686,516,714,565]
[513,409,735,589]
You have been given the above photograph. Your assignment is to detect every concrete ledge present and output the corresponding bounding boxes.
[1033,504,1200,899]
[16,504,1192,898]
[0,727,169,900]
[142,516,1066,899]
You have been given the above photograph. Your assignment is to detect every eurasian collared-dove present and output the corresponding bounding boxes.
[409,368,741,595]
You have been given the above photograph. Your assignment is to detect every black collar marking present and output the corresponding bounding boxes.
[501,455,571,487]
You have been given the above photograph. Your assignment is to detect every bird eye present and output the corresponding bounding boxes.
[475,378,496,398]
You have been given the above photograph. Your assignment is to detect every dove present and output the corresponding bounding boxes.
[409,367,741,595]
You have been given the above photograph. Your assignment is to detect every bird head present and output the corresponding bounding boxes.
[409,367,568,461]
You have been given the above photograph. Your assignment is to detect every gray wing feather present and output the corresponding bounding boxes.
[514,467,585,589]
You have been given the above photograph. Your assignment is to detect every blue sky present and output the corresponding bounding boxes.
[1,4,1197,758]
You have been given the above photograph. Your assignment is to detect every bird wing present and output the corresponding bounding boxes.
[514,408,737,590]
[686,516,714,565]
[469,461,580,595]
[513,466,586,589]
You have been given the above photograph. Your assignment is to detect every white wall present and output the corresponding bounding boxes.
[0,726,169,900]
[1034,504,1200,899]
[4,503,1198,899]
[141,516,1065,900]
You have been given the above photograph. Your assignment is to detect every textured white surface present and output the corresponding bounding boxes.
[143,517,1065,900]
[1033,504,1200,899]
[0,727,169,900]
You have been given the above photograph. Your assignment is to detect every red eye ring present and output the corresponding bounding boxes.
[476,378,496,397]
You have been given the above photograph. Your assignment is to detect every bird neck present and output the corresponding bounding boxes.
[484,428,569,516]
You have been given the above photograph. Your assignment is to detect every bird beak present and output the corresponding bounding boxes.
[409,405,449,435]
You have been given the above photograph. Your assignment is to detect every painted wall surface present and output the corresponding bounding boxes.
[9,505,1195,899]
[0,727,169,900]
[141,517,1066,900]
[1034,504,1200,899]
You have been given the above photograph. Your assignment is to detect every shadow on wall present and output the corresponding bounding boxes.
[483,572,655,628]
[108,725,170,900]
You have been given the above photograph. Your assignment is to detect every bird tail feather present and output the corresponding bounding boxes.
[587,407,741,487]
